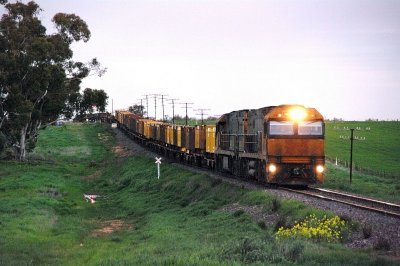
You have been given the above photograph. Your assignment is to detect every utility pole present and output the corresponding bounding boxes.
[337,126,368,184]
[180,102,194,125]
[140,99,144,117]
[142,94,149,119]
[148,94,161,120]
[349,128,354,183]
[137,98,145,117]
[194,108,210,125]
[169,98,179,125]
[157,94,168,121]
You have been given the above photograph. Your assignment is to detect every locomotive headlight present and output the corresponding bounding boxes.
[316,165,324,174]
[268,164,277,173]
[289,107,306,121]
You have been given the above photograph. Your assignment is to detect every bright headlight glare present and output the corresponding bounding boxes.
[316,165,324,173]
[268,164,277,173]
[289,107,306,121]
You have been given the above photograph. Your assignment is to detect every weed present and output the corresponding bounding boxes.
[221,236,268,263]
[233,209,245,217]
[276,238,305,262]
[274,215,288,232]
[275,214,346,243]
[271,197,281,212]
[362,224,373,239]
[257,220,266,230]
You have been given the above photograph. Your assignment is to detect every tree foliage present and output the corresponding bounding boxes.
[128,104,145,116]
[0,1,106,160]
[72,88,108,121]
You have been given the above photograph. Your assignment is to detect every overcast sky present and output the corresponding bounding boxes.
[3,0,400,120]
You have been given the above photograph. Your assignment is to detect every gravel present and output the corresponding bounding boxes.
[112,127,400,257]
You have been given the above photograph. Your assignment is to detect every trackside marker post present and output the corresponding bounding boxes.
[155,157,162,179]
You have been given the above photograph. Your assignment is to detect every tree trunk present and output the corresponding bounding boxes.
[19,123,28,161]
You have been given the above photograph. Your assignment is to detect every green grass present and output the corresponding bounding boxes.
[325,121,400,175]
[323,121,400,203]
[0,123,398,265]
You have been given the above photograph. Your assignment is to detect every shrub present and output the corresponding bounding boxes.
[275,214,346,243]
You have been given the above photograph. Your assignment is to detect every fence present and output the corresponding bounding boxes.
[326,156,399,179]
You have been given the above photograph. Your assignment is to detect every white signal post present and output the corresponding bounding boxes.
[155,157,162,179]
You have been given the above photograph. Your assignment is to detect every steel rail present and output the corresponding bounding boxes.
[282,187,400,219]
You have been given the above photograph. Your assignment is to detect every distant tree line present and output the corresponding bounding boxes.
[0,1,107,160]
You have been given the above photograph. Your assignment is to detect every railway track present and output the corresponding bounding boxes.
[281,186,400,219]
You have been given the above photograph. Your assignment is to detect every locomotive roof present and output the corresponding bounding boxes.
[217,104,323,123]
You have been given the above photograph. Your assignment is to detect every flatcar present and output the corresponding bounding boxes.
[114,104,325,186]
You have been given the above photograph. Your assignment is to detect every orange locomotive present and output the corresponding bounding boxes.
[115,104,325,186]
[215,105,325,185]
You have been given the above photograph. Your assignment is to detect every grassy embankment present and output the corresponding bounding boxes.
[0,123,397,265]
[323,121,400,203]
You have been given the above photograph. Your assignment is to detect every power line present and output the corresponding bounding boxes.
[148,94,161,120]
[169,98,179,125]
[179,102,194,125]
[156,94,168,121]
[141,94,149,119]
[336,126,368,184]
[194,108,210,125]
[136,98,146,117]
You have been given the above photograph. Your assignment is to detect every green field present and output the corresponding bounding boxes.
[325,121,400,175]
[321,121,400,203]
[0,123,398,265]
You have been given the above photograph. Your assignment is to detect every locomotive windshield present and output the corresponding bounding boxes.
[298,121,323,135]
[268,121,324,137]
[269,121,294,135]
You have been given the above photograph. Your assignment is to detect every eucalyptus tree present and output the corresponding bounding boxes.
[72,88,108,121]
[0,1,105,160]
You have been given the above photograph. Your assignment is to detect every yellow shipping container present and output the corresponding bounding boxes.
[206,125,216,153]
[156,124,162,141]
[141,120,159,139]
[175,126,182,147]
[168,126,174,145]
[115,110,131,124]
[195,125,206,150]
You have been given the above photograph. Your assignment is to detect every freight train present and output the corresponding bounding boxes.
[115,104,325,186]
